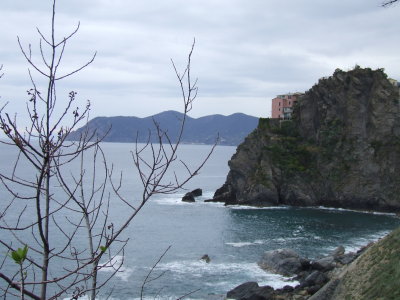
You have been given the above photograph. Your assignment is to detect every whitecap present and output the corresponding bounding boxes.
[273,237,304,243]
[98,255,134,281]
[157,260,298,290]
[343,230,390,253]
[314,206,398,216]
[226,240,266,247]
[153,191,225,207]
[254,239,265,244]
[228,205,290,210]
[322,230,391,255]
[226,242,257,247]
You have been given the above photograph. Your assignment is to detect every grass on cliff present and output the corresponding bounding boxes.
[338,227,400,300]
[262,120,318,176]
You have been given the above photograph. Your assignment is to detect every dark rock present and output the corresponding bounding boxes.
[182,192,195,202]
[246,294,270,300]
[208,183,236,204]
[191,188,202,197]
[308,278,340,300]
[311,256,335,272]
[301,271,329,288]
[210,67,400,213]
[226,282,260,299]
[307,284,323,295]
[200,254,210,263]
[280,285,294,293]
[227,282,275,300]
[258,249,310,276]
[335,252,357,265]
[255,286,275,299]
[330,246,345,258]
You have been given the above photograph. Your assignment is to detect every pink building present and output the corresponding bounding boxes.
[271,93,303,119]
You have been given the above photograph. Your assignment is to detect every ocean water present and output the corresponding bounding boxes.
[0,142,399,299]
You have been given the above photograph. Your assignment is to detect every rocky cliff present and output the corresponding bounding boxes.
[211,67,400,212]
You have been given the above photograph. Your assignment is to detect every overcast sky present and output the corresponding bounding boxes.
[0,0,399,125]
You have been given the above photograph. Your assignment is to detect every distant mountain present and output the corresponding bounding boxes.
[66,111,259,146]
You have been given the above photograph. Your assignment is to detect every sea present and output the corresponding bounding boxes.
[0,142,399,300]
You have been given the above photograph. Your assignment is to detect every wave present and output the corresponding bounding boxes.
[273,236,306,243]
[313,206,398,216]
[153,191,225,207]
[321,229,391,254]
[98,255,134,282]
[157,259,298,290]
[228,205,290,210]
[226,240,265,247]
[221,204,398,216]
[342,230,391,253]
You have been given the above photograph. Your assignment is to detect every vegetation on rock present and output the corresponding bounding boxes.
[212,67,400,212]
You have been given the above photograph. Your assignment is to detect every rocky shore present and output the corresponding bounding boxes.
[225,226,400,300]
[226,245,362,300]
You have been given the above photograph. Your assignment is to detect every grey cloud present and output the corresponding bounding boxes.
[0,0,399,128]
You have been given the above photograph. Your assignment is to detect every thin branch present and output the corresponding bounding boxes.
[0,273,41,300]
[382,0,398,6]
[140,246,171,300]
[55,52,97,81]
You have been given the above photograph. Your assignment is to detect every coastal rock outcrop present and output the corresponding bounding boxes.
[212,67,400,212]
[182,192,195,202]
[227,245,362,300]
[182,188,203,202]
[258,248,310,276]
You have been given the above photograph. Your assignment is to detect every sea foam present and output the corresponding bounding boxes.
[98,255,134,281]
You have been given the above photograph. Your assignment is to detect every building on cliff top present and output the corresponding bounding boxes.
[271,92,303,119]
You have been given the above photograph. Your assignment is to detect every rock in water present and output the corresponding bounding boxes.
[258,248,310,277]
[200,254,210,263]
[182,192,195,202]
[227,282,274,300]
[211,67,400,213]
[331,246,345,258]
[182,189,203,202]
[191,188,202,197]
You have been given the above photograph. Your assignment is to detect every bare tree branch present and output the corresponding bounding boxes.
[382,0,399,6]
[0,1,212,299]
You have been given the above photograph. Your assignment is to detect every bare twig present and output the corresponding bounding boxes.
[140,246,171,299]
[382,0,399,6]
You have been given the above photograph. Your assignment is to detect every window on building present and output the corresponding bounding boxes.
[288,95,292,99]
[278,108,280,111]
[279,102,281,106]
[289,101,291,105]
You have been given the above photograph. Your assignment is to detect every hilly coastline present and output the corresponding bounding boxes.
[66,111,258,146]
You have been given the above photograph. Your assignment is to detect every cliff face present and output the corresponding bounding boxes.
[213,68,400,212]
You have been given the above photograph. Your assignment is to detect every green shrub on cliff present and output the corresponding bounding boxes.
[265,121,318,176]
